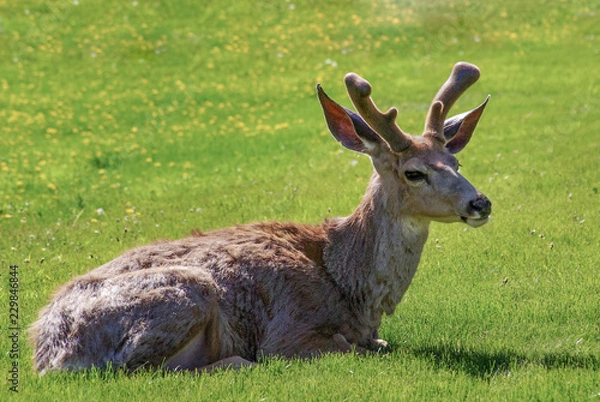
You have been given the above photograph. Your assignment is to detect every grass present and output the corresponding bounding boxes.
[1,0,599,400]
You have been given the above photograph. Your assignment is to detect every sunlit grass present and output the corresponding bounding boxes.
[1,0,599,400]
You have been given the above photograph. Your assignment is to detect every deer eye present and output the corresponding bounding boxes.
[404,171,427,182]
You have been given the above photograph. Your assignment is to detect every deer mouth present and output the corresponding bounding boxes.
[461,215,490,228]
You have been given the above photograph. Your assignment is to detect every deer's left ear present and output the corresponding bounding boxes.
[317,84,383,155]
[444,95,490,154]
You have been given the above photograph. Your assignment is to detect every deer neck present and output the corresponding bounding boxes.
[323,173,430,322]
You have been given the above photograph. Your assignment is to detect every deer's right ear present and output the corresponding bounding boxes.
[317,84,382,154]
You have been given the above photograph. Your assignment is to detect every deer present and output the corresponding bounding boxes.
[30,62,491,374]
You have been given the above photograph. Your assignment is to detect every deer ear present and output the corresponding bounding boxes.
[317,84,382,154]
[444,95,490,154]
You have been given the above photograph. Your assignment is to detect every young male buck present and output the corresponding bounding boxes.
[31,62,491,374]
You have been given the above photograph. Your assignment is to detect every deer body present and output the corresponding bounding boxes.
[31,62,492,374]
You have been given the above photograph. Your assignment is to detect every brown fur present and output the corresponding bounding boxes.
[30,63,492,374]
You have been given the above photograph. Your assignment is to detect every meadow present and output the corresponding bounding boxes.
[0,0,598,400]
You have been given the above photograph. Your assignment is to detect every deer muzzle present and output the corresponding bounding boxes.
[461,194,492,227]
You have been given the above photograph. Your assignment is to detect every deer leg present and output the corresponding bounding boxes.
[334,333,369,355]
[306,333,368,356]
[108,267,226,371]
[365,338,389,352]
[197,356,255,372]
[161,313,254,372]
[330,334,389,355]
[366,330,389,351]
[332,333,353,351]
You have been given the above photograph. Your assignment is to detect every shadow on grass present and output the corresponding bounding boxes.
[36,346,598,381]
[402,344,599,379]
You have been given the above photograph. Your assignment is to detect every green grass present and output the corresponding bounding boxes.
[1,0,599,400]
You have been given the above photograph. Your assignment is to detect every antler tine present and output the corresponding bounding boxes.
[425,62,481,141]
[344,73,411,153]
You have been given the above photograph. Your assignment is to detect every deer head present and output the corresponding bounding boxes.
[317,62,491,227]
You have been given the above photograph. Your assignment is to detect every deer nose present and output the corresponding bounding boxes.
[469,195,492,217]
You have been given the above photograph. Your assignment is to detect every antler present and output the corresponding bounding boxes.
[424,62,481,142]
[344,73,412,153]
